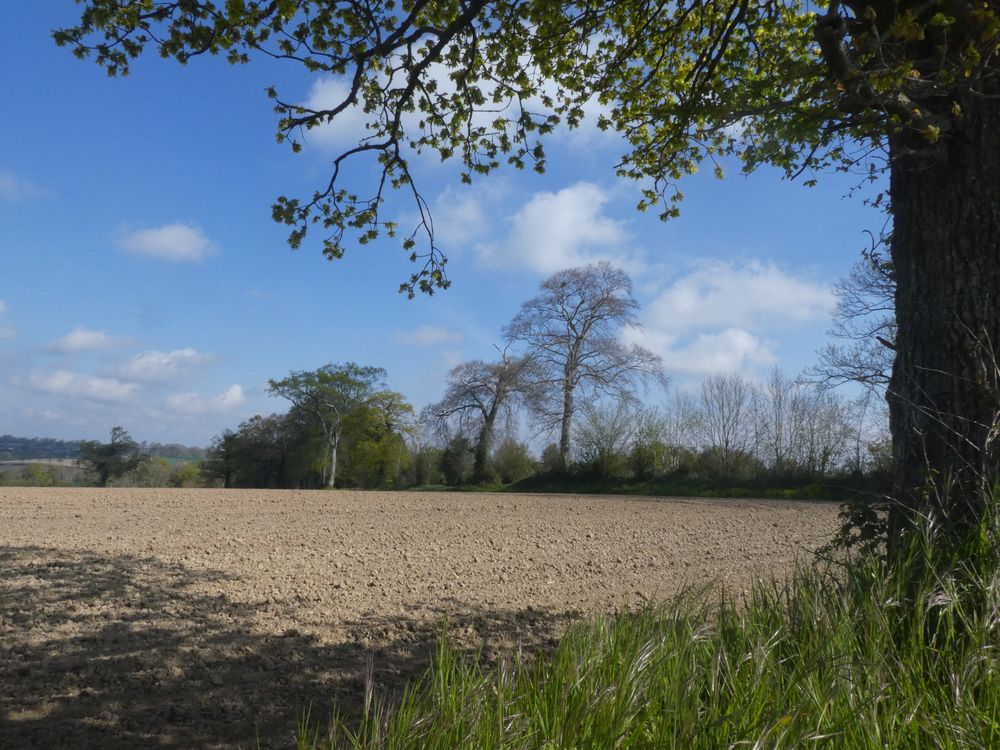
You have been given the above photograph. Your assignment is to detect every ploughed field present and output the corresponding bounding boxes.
[0,488,839,749]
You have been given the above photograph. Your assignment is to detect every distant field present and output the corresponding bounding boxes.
[0,488,839,749]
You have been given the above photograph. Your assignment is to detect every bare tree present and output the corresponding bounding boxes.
[427,351,535,482]
[698,374,755,477]
[809,251,895,391]
[504,262,665,466]
[753,367,811,474]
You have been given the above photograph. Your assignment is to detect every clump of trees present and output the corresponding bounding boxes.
[428,262,665,481]
[78,427,147,487]
[203,363,415,489]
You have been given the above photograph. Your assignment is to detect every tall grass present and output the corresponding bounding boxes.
[299,507,1000,749]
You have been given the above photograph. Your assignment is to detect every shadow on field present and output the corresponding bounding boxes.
[0,546,576,750]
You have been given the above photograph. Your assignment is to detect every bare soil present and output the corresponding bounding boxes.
[0,488,839,749]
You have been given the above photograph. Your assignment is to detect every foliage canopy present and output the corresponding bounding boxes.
[57,0,998,291]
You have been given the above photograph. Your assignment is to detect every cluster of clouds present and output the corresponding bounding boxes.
[392,325,464,348]
[625,261,833,375]
[18,325,246,425]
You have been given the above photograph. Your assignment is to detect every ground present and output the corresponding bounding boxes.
[0,488,839,749]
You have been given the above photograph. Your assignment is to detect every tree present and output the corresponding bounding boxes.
[268,363,386,488]
[491,437,536,484]
[169,462,203,488]
[225,414,292,488]
[201,429,240,488]
[629,406,670,481]
[77,426,146,487]
[809,251,896,391]
[339,390,415,487]
[59,2,1000,544]
[428,352,535,482]
[574,398,635,480]
[136,456,173,487]
[504,262,664,466]
[698,374,755,479]
[20,463,57,487]
[440,435,474,486]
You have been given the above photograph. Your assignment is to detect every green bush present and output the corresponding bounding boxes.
[491,438,536,484]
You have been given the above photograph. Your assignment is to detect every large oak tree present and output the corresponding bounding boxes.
[505,263,664,466]
[59,1,1000,544]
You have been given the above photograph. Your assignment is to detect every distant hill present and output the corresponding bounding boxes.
[0,435,206,461]
[0,435,81,460]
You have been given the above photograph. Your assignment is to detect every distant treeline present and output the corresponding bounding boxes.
[0,435,81,460]
[0,434,205,462]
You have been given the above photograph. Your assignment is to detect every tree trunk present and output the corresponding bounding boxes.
[559,371,575,467]
[473,409,497,483]
[887,87,1000,548]
[328,434,339,489]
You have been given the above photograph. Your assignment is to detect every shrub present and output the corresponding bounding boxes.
[491,438,536,484]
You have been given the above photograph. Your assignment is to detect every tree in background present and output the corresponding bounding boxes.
[77,426,146,487]
[698,375,756,479]
[201,429,240,488]
[428,352,536,482]
[440,435,474,486]
[268,363,386,488]
[135,456,173,488]
[339,390,415,488]
[491,437,536,484]
[20,463,57,487]
[231,414,291,488]
[574,399,636,481]
[809,252,896,392]
[505,262,664,467]
[629,407,670,482]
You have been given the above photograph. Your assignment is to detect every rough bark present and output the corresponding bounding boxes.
[472,406,498,483]
[559,372,575,466]
[887,84,1000,545]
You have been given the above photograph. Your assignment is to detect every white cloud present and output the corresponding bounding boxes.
[393,325,464,347]
[0,300,7,314]
[0,169,47,202]
[299,77,376,150]
[643,260,833,334]
[434,191,490,247]
[165,384,245,415]
[475,182,640,274]
[118,348,212,382]
[118,223,218,262]
[49,327,121,354]
[27,370,139,403]
[626,327,776,375]
[626,260,833,376]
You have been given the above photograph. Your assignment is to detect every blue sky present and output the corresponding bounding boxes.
[0,5,882,446]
